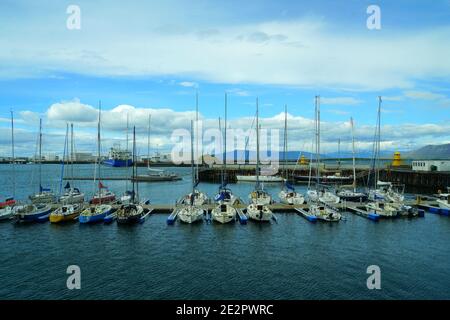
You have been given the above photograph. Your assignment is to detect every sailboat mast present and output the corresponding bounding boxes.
[218,117,223,187]
[39,118,42,192]
[11,110,15,199]
[256,97,260,189]
[147,114,151,169]
[283,105,287,180]
[190,120,195,195]
[60,123,69,195]
[375,96,382,188]
[351,117,356,192]
[98,101,102,203]
[195,92,199,183]
[224,93,227,186]
[71,123,74,187]
[132,126,136,203]
[315,96,320,186]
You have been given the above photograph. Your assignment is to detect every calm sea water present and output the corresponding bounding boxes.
[0,164,449,300]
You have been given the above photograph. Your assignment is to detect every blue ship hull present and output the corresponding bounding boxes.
[103,159,133,167]
[79,210,110,224]
[18,208,52,222]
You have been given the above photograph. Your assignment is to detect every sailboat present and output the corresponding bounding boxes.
[181,93,208,205]
[59,124,85,204]
[87,102,116,205]
[140,114,181,182]
[80,101,114,224]
[0,111,17,221]
[246,98,273,222]
[178,120,206,224]
[306,96,340,207]
[119,114,134,204]
[29,118,57,204]
[279,105,305,205]
[306,96,341,222]
[436,187,450,209]
[365,97,399,217]
[337,117,368,202]
[211,95,238,223]
[116,126,146,224]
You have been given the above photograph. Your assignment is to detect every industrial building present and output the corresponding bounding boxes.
[412,160,450,172]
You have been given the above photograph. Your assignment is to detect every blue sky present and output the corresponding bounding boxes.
[0,0,449,156]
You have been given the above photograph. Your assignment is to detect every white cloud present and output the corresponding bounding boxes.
[321,97,362,105]
[3,100,450,156]
[404,90,446,100]
[179,81,198,88]
[2,8,450,91]
[47,99,98,122]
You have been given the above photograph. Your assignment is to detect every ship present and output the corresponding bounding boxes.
[103,146,133,167]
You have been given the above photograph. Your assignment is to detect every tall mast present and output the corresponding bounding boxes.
[60,123,69,195]
[39,118,42,192]
[190,120,195,196]
[350,117,356,192]
[98,100,102,203]
[11,110,15,199]
[71,123,74,187]
[132,126,136,203]
[219,117,223,186]
[256,97,260,189]
[126,113,129,152]
[315,96,320,186]
[147,114,151,169]
[195,92,199,183]
[283,105,287,180]
[375,96,382,188]
[223,93,227,186]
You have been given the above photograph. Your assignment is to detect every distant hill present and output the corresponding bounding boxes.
[407,143,450,160]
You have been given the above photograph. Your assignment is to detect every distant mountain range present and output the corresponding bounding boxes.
[406,143,450,160]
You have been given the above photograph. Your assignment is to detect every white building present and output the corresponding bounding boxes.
[412,160,450,172]
[72,152,95,162]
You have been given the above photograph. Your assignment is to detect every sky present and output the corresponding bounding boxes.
[0,0,450,157]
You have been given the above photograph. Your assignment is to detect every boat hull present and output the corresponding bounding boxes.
[103,159,133,167]
[211,204,236,224]
[16,206,52,222]
[79,206,111,224]
[236,175,283,182]
[247,204,272,222]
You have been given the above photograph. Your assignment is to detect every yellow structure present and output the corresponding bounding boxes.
[298,154,309,165]
[391,151,403,167]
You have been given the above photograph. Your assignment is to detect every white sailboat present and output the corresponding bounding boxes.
[178,120,206,223]
[436,188,450,209]
[365,97,400,217]
[29,118,57,204]
[116,126,147,224]
[59,124,85,204]
[307,96,341,222]
[337,117,368,202]
[279,105,305,205]
[211,94,238,224]
[247,98,273,222]
[0,111,16,221]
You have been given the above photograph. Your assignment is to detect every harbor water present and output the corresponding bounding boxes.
[0,164,449,299]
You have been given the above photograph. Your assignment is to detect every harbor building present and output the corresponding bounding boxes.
[412,160,450,172]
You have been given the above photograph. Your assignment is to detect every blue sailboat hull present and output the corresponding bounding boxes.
[18,208,52,222]
[79,210,110,224]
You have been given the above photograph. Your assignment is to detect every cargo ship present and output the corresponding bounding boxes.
[103,146,132,167]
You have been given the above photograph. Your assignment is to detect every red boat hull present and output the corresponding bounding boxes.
[0,199,16,208]
[89,196,116,205]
